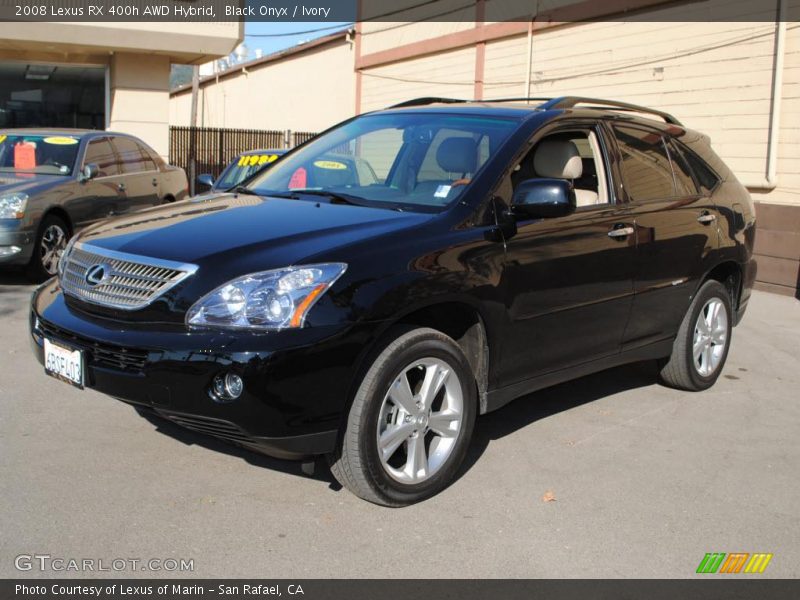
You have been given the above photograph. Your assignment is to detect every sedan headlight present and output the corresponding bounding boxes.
[186,263,347,331]
[0,192,28,219]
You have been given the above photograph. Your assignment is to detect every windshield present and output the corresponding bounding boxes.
[0,133,80,176]
[217,151,283,190]
[245,113,519,212]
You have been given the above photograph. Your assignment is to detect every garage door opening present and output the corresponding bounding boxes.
[0,63,105,129]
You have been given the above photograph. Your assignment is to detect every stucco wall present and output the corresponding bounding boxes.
[170,37,355,134]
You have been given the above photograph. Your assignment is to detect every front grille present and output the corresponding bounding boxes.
[39,318,150,373]
[60,242,198,310]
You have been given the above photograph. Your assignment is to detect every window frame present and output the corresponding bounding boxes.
[501,119,618,213]
[669,137,722,196]
[81,136,122,179]
[610,122,682,204]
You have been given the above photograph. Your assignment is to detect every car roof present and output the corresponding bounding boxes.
[239,148,287,156]
[375,98,687,133]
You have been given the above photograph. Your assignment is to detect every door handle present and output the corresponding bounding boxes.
[608,225,635,238]
[152,178,158,187]
[697,212,716,224]
[117,183,126,192]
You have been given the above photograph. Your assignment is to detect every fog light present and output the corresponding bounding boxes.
[0,246,21,257]
[224,373,244,398]
[210,372,243,403]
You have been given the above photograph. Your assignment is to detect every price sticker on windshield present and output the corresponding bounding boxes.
[237,154,280,167]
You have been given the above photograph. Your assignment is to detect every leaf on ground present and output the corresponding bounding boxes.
[541,490,556,503]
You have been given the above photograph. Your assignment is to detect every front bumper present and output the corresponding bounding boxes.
[0,226,35,265]
[30,279,375,459]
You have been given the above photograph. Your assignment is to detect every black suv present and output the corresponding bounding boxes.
[30,97,757,506]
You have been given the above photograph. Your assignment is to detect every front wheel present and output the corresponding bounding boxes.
[329,327,477,507]
[659,279,733,391]
[27,214,70,282]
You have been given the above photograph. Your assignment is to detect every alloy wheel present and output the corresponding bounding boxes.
[692,297,728,377]
[39,224,68,276]
[376,357,464,484]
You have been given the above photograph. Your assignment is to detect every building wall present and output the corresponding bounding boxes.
[109,53,172,157]
[169,36,355,134]
[356,0,800,295]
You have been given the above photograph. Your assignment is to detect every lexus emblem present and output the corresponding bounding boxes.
[85,263,111,287]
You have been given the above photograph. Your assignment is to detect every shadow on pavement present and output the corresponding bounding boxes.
[134,360,661,498]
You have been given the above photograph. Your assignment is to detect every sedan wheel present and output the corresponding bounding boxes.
[40,223,68,276]
[27,214,70,282]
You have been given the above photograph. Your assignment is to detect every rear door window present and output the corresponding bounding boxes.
[675,142,721,193]
[613,125,675,202]
[112,136,148,174]
[666,139,699,196]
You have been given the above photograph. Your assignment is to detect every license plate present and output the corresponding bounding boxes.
[44,338,84,388]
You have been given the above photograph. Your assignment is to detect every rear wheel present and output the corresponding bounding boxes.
[27,214,69,282]
[329,327,477,506]
[659,279,732,391]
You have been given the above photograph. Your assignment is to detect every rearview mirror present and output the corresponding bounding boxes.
[81,163,99,182]
[511,178,576,219]
[195,173,215,193]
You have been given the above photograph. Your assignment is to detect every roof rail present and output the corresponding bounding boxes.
[387,96,682,126]
[538,96,682,125]
[389,97,470,109]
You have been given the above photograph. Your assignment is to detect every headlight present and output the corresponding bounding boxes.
[57,236,77,279]
[186,263,347,331]
[0,192,28,219]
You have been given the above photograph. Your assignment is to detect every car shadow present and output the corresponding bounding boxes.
[0,271,36,319]
[134,360,661,497]
[459,360,661,479]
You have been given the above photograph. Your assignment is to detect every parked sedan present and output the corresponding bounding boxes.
[0,129,188,280]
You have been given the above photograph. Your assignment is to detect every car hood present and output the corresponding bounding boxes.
[78,193,433,271]
[0,173,65,196]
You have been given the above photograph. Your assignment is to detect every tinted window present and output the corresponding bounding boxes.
[0,134,81,176]
[113,136,148,174]
[666,139,699,196]
[613,125,675,201]
[83,138,120,177]
[676,142,721,193]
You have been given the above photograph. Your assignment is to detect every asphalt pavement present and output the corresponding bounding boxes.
[1,274,798,578]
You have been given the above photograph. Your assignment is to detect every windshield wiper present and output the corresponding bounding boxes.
[230,185,262,196]
[290,189,368,207]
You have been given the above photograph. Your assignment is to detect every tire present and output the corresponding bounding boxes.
[26,214,70,282]
[659,279,733,391]
[329,327,478,507]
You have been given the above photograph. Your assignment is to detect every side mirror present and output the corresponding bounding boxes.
[195,173,215,193]
[511,178,576,219]
[81,163,99,182]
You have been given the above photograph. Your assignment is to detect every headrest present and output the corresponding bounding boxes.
[436,137,477,174]
[533,139,583,179]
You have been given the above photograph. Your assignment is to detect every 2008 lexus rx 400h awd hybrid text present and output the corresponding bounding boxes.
[30,97,756,506]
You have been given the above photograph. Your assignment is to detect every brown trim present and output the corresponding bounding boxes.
[355,1,363,115]
[473,0,486,100]
[753,202,800,295]
[356,0,696,70]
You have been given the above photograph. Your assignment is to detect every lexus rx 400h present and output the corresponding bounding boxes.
[30,97,756,506]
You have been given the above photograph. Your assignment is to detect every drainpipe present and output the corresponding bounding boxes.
[524,18,533,102]
[742,0,786,191]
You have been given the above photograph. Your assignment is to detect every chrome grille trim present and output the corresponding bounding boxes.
[60,242,198,310]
